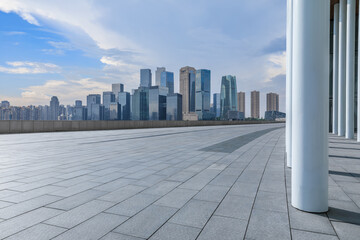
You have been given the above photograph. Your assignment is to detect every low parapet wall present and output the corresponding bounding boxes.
[0,120,283,134]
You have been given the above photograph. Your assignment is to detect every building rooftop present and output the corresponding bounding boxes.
[0,124,359,239]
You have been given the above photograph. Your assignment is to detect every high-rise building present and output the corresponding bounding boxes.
[73,100,87,120]
[140,69,152,87]
[195,69,211,120]
[155,67,166,86]
[220,75,237,119]
[132,87,149,120]
[179,66,196,115]
[118,92,131,120]
[112,83,124,102]
[1,101,10,108]
[103,91,116,120]
[50,96,59,120]
[213,93,221,118]
[167,94,182,120]
[109,103,121,120]
[266,92,279,112]
[161,71,174,94]
[251,91,260,119]
[237,92,245,114]
[149,86,168,120]
[87,94,101,120]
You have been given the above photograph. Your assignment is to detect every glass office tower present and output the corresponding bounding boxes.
[87,94,101,120]
[161,71,174,94]
[132,87,149,120]
[118,92,131,120]
[220,75,238,119]
[195,69,211,120]
[103,91,115,120]
[149,86,168,120]
[109,103,121,120]
[213,93,221,118]
[140,69,152,88]
[167,94,183,120]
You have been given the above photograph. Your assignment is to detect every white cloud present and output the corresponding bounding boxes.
[264,51,286,83]
[0,61,61,74]
[1,78,111,106]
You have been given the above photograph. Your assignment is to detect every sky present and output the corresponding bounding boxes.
[0,0,286,118]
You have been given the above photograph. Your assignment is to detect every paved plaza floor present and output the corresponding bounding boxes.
[0,123,359,239]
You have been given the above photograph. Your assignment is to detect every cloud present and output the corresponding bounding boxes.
[261,37,286,55]
[3,31,26,35]
[1,78,111,106]
[263,52,286,83]
[0,61,61,74]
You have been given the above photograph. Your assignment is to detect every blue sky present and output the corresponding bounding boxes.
[0,0,286,117]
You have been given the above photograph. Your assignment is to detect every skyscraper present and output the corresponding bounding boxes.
[251,91,260,118]
[140,69,152,87]
[161,71,174,94]
[87,94,101,120]
[73,100,87,120]
[237,92,245,114]
[50,96,59,120]
[1,101,10,108]
[112,83,124,102]
[132,87,149,120]
[195,69,211,120]
[266,92,279,112]
[180,66,196,115]
[118,92,131,120]
[103,92,115,120]
[213,93,221,118]
[155,67,166,86]
[149,86,168,120]
[167,94,182,120]
[220,75,237,119]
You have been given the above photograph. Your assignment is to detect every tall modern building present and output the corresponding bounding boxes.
[266,92,279,112]
[1,101,10,108]
[251,91,260,119]
[180,66,196,115]
[132,87,149,120]
[112,83,124,102]
[167,94,182,120]
[149,86,168,120]
[140,69,152,88]
[213,93,221,118]
[103,92,115,120]
[161,71,174,94]
[220,75,237,119]
[237,92,245,115]
[195,69,211,120]
[73,100,87,120]
[155,67,166,86]
[109,103,120,120]
[119,92,131,120]
[87,94,101,120]
[50,96,59,120]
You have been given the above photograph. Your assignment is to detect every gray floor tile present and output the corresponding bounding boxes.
[114,205,177,239]
[253,190,287,213]
[154,188,198,209]
[53,213,128,240]
[5,223,66,240]
[193,185,230,203]
[149,223,200,240]
[169,199,218,229]
[197,215,247,240]
[100,232,145,240]
[45,199,114,228]
[332,221,360,240]
[215,195,253,220]
[291,229,339,240]
[245,209,291,240]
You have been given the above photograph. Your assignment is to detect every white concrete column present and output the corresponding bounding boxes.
[333,4,340,135]
[292,0,329,213]
[338,0,347,136]
[358,1,360,142]
[345,0,355,139]
[286,0,293,168]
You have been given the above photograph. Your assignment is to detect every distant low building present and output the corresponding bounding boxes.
[265,111,286,121]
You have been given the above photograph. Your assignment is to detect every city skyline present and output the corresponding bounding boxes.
[0,1,286,118]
